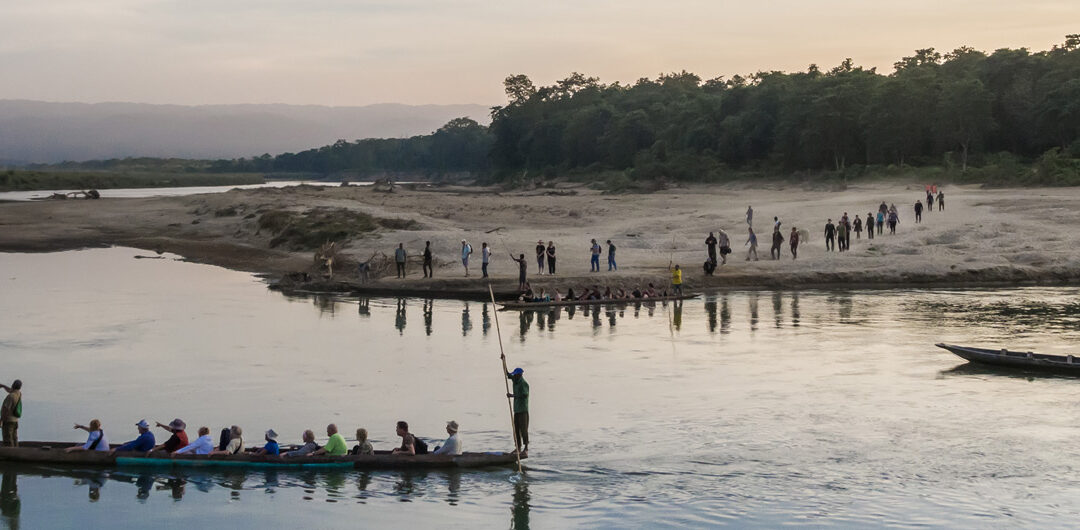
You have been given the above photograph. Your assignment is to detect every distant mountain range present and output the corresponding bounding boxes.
[0,100,492,164]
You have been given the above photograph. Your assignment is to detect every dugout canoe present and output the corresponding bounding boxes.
[936,343,1080,374]
[0,442,524,470]
[499,293,700,310]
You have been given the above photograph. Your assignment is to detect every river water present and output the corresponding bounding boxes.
[2,247,1080,528]
[0,180,335,202]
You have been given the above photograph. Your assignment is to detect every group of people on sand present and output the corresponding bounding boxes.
[517,282,672,303]
[62,418,465,458]
[391,238,619,285]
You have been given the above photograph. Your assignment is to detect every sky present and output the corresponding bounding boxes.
[0,0,1076,107]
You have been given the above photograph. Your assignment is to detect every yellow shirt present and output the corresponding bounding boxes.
[672,269,682,285]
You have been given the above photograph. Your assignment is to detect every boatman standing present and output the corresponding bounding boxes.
[0,380,22,447]
[504,362,530,457]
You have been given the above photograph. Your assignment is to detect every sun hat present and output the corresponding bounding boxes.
[169,419,186,431]
[135,419,149,429]
[510,368,524,376]
[265,429,278,441]
[446,421,459,433]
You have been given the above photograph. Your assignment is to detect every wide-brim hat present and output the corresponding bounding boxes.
[135,419,149,429]
[169,418,186,431]
[265,429,278,441]
[446,421,459,433]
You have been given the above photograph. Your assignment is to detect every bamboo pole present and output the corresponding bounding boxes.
[489,284,523,473]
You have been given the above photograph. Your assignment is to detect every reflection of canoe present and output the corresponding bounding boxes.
[0,442,524,470]
[936,343,1080,374]
[500,294,699,310]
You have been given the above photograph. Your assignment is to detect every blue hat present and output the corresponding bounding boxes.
[510,368,524,376]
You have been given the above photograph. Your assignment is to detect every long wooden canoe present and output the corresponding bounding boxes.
[936,343,1080,374]
[0,442,524,470]
[499,293,700,310]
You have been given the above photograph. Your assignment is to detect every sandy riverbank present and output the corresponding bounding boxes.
[1,181,1078,297]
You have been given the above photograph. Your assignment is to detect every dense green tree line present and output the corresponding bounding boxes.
[206,117,492,176]
[489,36,1080,183]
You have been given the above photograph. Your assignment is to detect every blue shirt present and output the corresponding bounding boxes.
[118,431,156,452]
[263,441,280,456]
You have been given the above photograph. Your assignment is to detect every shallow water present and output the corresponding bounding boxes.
[0,180,335,202]
[2,247,1080,528]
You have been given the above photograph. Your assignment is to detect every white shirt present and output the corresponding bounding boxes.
[83,430,110,451]
[482,247,491,263]
[433,433,462,455]
[174,434,214,455]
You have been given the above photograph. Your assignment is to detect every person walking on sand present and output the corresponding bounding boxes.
[770,229,784,260]
[773,216,781,233]
[422,241,433,278]
[718,230,731,265]
[914,200,923,223]
[853,215,863,240]
[535,240,546,275]
[670,264,683,295]
[840,213,851,250]
[461,240,473,277]
[746,206,753,226]
[888,210,900,234]
[789,227,800,260]
[606,240,617,271]
[937,191,945,211]
[511,253,528,291]
[745,228,759,261]
[837,222,848,252]
[589,239,601,272]
[395,243,407,278]
[481,242,491,278]
[705,232,717,263]
[546,241,556,275]
[866,213,875,240]
[824,219,836,251]
[876,211,885,235]
[927,189,935,212]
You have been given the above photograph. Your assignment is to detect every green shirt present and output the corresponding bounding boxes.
[323,433,347,456]
[510,377,529,413]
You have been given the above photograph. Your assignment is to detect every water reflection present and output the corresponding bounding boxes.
[511,477,530,530]
[395,299,407,335]
[1,471,19,530]
[459,301,469,337]
[424,299,434,336]
[357,297,371,317]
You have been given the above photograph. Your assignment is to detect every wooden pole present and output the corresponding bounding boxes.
[489,284,523,473]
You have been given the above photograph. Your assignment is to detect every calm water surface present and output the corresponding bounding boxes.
[2,247,1080,528]
[0,180,335,202]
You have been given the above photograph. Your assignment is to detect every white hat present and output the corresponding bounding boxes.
[446,420,459,433]
[135,419,150,429]
[265,429,278,441]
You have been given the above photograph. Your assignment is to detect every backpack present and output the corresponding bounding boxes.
[413,437,429,455]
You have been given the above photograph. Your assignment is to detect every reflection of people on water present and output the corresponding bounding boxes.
[395,298,407,335]
[705,298,717,333]
[482,303,491,335]
[511,476,531,530]
[1,471,20,529]
[423,298,434,336]
[672,300,683,330]
[357,297,370,317]
[461,301,471,336]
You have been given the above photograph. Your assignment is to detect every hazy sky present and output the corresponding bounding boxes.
[1,0,1076,106]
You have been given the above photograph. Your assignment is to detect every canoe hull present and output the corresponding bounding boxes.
[0,442,524,470]
[936,343,1080,374]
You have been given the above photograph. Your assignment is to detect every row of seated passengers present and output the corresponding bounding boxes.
[64,419,462,457]
[519,283,670,303]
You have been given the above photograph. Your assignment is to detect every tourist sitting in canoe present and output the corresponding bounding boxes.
[432,420,462,456]
[309,424,348,456]
[150,419,188,453]
[391,421,428,455]
[350,428,374,456]
[209,425,243,455]
[253,429,279,456]
[65,419,109,453]
[112,419,155,453]
[173,427,214,455]
[282,430,319,457]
